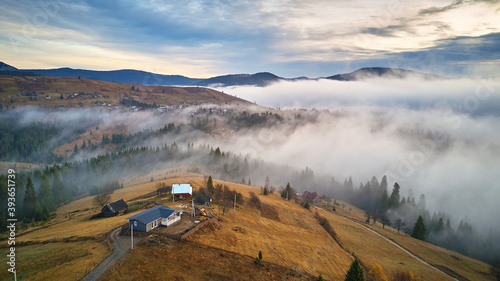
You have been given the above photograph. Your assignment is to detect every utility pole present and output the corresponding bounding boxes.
[261,187,263,209]
[192,199,195,217]
[286,190,288,204]
[234,193,236,214]
[172,185,175,204]
[131,222,134,250]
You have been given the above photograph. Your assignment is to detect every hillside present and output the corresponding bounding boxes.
[0,74,251,109]
[2,172,495,281]
[326,67,444,81]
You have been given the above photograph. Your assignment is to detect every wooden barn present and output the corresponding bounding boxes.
[126,205,182,232]
[172,183,193,200]
[194,196,212,206]
[157,186,172,197]
[101,199,128,217]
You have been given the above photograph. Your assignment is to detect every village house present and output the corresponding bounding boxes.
[302,191,322,204]
[101,198,128,217]
[172,183,193,200]
[126,205,182,232]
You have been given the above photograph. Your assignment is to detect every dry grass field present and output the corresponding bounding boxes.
[5,172,496,280]
[362,220,495,281]
[0,74,250,109]
[188,182,355,280]
[317,202,495,281]
[315,207,452,280]
[100,237,317,281]
[0,240,109,281]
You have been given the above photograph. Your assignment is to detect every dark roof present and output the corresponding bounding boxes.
[157,186,171,193]
[126,206,180,224]
[302,191,318,201]
[194,197,211,204]
[102,199,128,213]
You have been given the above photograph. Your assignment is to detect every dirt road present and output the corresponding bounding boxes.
[314,206,459,281]
[80,227,144,281]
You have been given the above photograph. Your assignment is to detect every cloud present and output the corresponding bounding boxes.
[418,0,464,16]
[1,0,500,77]
[210,77,500,232]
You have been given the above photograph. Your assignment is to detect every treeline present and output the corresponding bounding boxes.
[227,111,283,129]
[0,119,62,163]
[0,164,123,228]
[120,97,157,108]
[323,174,500,266]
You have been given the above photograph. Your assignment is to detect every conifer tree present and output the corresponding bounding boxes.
[52,170,67,206]
[411,215,427,241]
[16,177,25,219]
[23,176,38,220]
[38,174,56,213]
[389,182,401,209]
[345,259,364,281]
[206,176,215,195]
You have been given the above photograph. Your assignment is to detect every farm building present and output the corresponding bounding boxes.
[101,199,128,217]
[172,183,192,200]
[157,186,172,197]
[126,205,182,232]
[194,197,212,206]
[302,191,321,204]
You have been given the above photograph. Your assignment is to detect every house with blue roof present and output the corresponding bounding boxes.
[172,183,193,200]
[126,205,182,232]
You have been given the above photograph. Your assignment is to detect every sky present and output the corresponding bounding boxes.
[1,0,500,77]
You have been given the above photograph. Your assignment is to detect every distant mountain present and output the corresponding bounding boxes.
[2,61,446,87]
[0,62,18,71]
[196,72,283,87]
[326,67,444,81]
[21,68,203,86]
[0,61,40,77]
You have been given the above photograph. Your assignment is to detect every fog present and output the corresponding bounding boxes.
[3,77,499,252]
[212,77,500,233]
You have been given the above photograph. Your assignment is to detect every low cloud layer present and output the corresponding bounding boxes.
[214,78,500,232]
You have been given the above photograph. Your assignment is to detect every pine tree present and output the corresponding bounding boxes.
[380,188,389,214]
[51,170,67,206]
[38,174,56,213]
[411,215,427,241]
[345,259,364,281]
[206,176,215,195]
[16,177,25,219]
[389,182,401,209]
[23,176,38,220]
[73,144,79,155]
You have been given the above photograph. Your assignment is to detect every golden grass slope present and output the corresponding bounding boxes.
[188,182,355,280]
[100,237,317,281]
[0,74,250,108]
[319,203,495,281]
[0,240,109,281]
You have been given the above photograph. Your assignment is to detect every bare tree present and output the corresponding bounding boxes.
[93,193,111,208]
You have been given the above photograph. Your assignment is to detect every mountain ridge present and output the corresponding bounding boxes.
[1,61,446,87]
